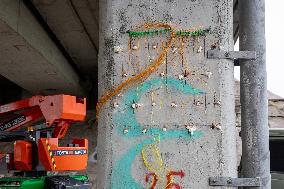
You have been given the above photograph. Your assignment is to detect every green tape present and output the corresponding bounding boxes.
[128,28,207,37]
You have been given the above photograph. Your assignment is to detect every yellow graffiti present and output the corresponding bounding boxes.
[142,135,174,188]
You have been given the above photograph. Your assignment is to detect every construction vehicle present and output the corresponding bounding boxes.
[0,94,90,189]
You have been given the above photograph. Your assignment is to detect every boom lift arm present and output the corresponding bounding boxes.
[0,95,86,138]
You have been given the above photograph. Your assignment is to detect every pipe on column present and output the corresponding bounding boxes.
[239,0,271,188]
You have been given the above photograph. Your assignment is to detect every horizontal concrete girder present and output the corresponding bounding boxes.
[31,0,98,79]
[0,0,84,96]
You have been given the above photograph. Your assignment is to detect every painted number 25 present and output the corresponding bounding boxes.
[145,170,185,189]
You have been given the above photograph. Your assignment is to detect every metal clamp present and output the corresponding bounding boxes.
[209,177,261,187]
[207,50,257,60]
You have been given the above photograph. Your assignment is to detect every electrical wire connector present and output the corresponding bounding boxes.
[214,100,221,107]
[204,71,213,78]
[194,100,202,106]
[197,46,203,53]
[132,103,142,109]
[185,124,197,136]
[211,123,222,131]
[123,128,129,134]
[142,128,147,134]
[171,102,178,108]
[114,46,123,53]
[122,72,128,77]
[160,72,165,77]
[113,102,119,108]
[178,74,184,80]
[132,45,138,50]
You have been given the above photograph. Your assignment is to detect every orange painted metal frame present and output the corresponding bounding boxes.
[14,140,33,171]
[0,94,88,172]
[38,138,88,171]
[0,94,86,138]
[0,94,86,125]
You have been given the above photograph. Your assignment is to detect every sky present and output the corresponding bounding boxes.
[234,1,284,98]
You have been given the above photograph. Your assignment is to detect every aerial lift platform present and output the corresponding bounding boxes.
[0,94,90,189]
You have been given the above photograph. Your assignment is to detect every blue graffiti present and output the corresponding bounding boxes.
[111,77,204,189]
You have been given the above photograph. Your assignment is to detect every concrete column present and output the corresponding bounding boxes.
[97,0,236,188]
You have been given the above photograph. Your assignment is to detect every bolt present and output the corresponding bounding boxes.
[225,52,230,57]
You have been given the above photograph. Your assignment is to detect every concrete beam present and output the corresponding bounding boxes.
[31,0,98,79]
[71,0,99,51]
[0,0,84,96]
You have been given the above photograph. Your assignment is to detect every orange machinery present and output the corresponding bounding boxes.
[0,95,88,174]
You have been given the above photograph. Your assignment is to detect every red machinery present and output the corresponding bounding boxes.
[0,94,88,174]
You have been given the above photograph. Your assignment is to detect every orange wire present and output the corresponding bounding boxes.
[96,23,175,120]
[95,22,202,121]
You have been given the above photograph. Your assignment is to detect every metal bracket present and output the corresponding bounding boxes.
[207,50,257,60]
[209,177,261,187]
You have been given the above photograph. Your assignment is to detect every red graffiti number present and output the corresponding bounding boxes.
[146,173,158,189]
[166,171,185,189]
[145,170,185,189]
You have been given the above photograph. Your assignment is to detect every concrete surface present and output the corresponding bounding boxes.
[0,0,252,188]
[97,0,237,188]
[0,0,84,96]
[31,0,99,79]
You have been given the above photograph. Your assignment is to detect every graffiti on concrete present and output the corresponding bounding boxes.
[146,173,158,189]
[145,170,185,189]
[111,77,204,188]
[96,22,219,188]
